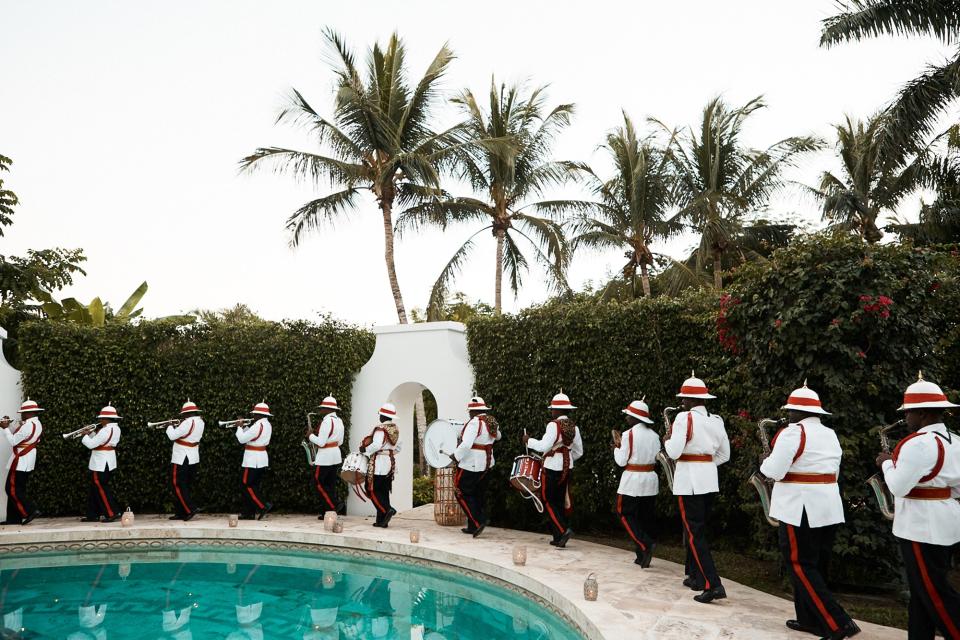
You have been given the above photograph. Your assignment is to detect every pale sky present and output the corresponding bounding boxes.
[0,1,952,326]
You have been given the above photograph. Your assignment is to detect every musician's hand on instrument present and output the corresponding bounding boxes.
[876,452,893,468]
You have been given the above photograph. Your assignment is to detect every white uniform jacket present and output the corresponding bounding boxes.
[3,417,42,471]
[453,414,501,472]
[614,424,660,497]
[759,416,844,527]
[237,419,271,469]
[664,406,729,495]
[881,423,960,546]
[309,414,344,466]
[166,417,204,465]
[364,425,399,476]
[82,423,120,472]
[526,417,584,472]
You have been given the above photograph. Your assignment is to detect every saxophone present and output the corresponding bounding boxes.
[302,411,319,467]
[657,406,679,491]
[747,418,785,527]
[866,419,905,521]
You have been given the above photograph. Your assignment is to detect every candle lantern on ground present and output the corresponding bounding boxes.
[583,573,598,601]
[512,545,527,566]
[409,529,420,543]
[323,511,337,532]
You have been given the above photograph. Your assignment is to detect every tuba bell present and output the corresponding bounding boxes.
[866,419,905,521]
[657,406,679,491]
[747,417,785,527]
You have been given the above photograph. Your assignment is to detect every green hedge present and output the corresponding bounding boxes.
[467,234,960,585]
[18,318,374,516]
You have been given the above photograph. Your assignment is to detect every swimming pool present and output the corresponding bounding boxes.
[0,543,584,639]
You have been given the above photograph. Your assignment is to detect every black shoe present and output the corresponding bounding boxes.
[693,585,727,604]
[23,511,40,525]
[682,576,704,591]
[80,516,100,523]
[318,514,326,520]
[556,528,573,548]
[638,544,655,568]
[821,622,861,640]
[382,508,396,527]
[169,514,183,520]
[472,522,487,538]
[461,527,475,534]
[182,512,195,522]
[257,503,273,520]
[786,619,820,635]
[238,514,256,521]
[549,539,559,546]
[372,521,384,528]
[102,514,121,523]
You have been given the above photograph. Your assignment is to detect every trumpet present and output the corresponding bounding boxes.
[867,419,906,521]
[146,419,180,430]
[219,418,254,429]
[747,417,786,527]
[62,423,98,439]
[657,406,679,491]
[302,412,319,466]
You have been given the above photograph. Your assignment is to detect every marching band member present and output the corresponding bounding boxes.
[664,373,729,603]
[877,374,960,640]
[237,402,273,521]
[359,402,400,528]
[452,396,500,538]
[166,399,204,521]
[760,383,859,640]
[523,392,583,548]
[309,396,345,518]
[613,399,659,568]
[2,399,44,525]
[81,405,122,523]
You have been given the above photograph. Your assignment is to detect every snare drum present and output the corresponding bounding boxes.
[509,454,544,513]
[340,452,369,485]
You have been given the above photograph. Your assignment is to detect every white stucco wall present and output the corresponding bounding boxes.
[347,322,474,516]
[0,328,24,518]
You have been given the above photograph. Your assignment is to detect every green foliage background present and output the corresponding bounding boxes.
[18,319,374,515]
[467,234,960,585]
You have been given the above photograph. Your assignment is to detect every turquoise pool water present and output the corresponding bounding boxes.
[0,545,583,639]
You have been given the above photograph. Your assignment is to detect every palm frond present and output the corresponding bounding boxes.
[285,188,362,247]
[426,227,489,320]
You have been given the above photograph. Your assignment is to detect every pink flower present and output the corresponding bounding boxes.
[858,350,866,359]
[877,295,893,306]
[774,319,782,328]
[880,310,891,319]
[737,409,751,420]
[831,319,840,326]
[859,294,872,302]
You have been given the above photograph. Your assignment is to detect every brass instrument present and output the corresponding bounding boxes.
[218,418,254,429]
[747,417,786,527]
[657,406,679,491]
[302,411,319,465]
[867,419,906,521]
[146,419,180,430]
[611,429,622,448]
[62,423,98,439]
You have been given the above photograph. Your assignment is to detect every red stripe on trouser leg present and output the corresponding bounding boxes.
[7,456,27,518]
[912,541,960,639]
[677,496,710,590]
[172,464,190,514]
[787,524,838,632]
[540,470,564,534]
[454,470,479,529]
[242,468,265,510]
[367,478,386,514]
[92,472,114,518]
[314,466,335,510]
[616,494,646,551]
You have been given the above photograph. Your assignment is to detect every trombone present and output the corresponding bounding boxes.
[219,418,254,429]
[146,419,180,430]
[62,423,98,439]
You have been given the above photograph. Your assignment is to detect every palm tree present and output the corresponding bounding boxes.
[659,96,819,289]
[240,29,463,324]
[821,1,960,159]
[808,113,942,242]
[396,80,582,314]
[571,112,682,298]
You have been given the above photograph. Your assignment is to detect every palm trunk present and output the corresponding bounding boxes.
[415,392,427,473]
[640,262,651,297]
[713,252,723,289]
[494,228,505,314]
[380,200,408,324]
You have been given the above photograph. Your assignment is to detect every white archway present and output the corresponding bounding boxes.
[347,322,474,515]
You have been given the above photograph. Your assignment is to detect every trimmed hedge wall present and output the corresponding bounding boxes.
[18,319,374,516]
[467,234,960,585]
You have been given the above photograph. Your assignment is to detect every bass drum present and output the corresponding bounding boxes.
[340,452,369,485]
[423,418,463,469]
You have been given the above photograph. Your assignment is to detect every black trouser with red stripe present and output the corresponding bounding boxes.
[616,494,655,558]
[677,493,722,590]
[900,537,960,639]
[4,462,35,524]
[86,468,119,520]
[542,469,570,540]
[313,464,339,515]
[368,475,392,524]
[170,462,197,517]
[778,512,851,635]
[240,466,267,517]
[454,468,490,531]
